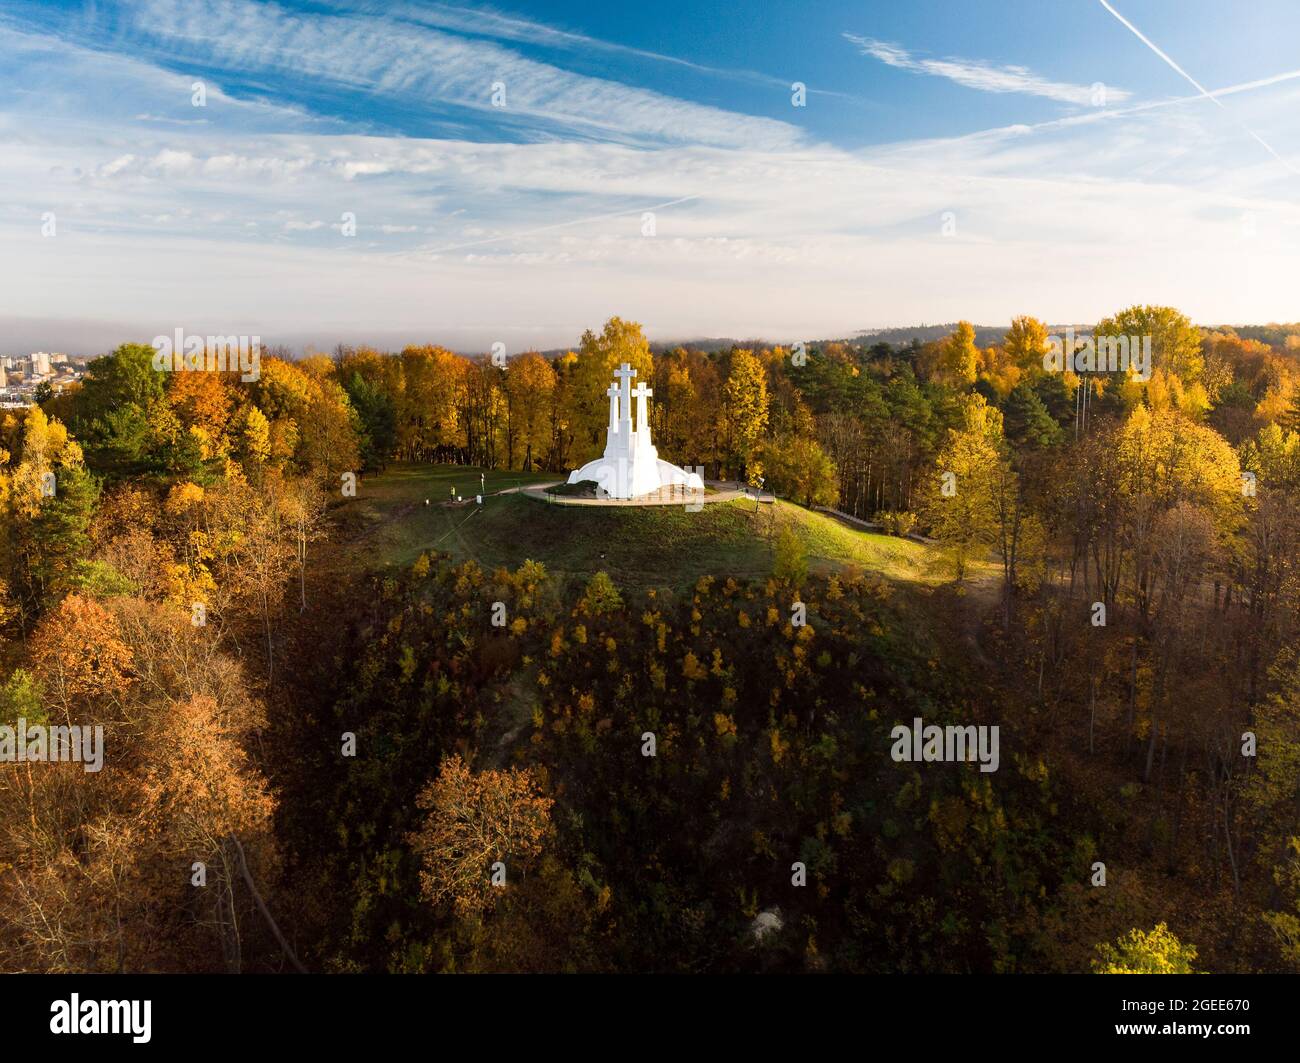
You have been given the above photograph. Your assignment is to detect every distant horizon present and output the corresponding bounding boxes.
[5,315,1299,362]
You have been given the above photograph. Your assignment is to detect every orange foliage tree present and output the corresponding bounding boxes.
[409,755,553,918]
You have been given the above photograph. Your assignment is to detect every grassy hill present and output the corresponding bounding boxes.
[336,462,988,592]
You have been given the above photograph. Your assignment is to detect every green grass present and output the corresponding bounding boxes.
[359,463,555,504]
[339,462,992,591]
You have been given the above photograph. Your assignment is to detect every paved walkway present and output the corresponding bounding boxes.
[815,505,884,532]
[813,504,938,544]
[495,480,562,494]
[519,481,772,507]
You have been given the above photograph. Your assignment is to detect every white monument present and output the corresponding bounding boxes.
[567,362,705,499]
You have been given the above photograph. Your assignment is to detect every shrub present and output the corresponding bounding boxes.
[880,510,917,537]
[772,528,808,586]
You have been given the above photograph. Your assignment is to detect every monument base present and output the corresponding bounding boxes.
[567,456,704,500]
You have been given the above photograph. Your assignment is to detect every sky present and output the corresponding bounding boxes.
[1,0,1298,355]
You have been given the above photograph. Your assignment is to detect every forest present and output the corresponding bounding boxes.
[3,306,1300,974]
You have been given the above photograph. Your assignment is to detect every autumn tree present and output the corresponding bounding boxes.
[251,357,360,480]
[504,352,557,471]
[134,692,278,972]
[569,318,655,465]
[654,347,723,475]
[397,345,467,462]
[0,406,98,618]
[723,348,769,484]
[762,433,838,508]
[206,469,300,681]
[923,395,1004,581]
[579,571,624,616]
[1092,923,1199,974]
[935,322,979,387]
[2,595,277,973]
[409,755,554,919]
[1263,837,1300,969]
[772,526,808,587]
[30,595,135,721]
[1004,315,1052,376]
[336,347,399,470]
[166,368,235,466]
[1095,304,1203,387]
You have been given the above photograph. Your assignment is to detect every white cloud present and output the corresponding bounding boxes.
[3,3,1299,354]
[125,0,802,150]
[0,22,327,132]
[6,102,1300,351]
[348,0,787,86]
[844,33,1130,106]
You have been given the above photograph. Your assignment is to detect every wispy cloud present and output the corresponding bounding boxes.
[121,0,802,150]
[844,33,1130,106]
[342,0,794,91]
[345,0,871,107]
[2,0,1298,352]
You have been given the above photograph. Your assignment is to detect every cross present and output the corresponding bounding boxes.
[632,381,653,433]
[606,383,621,430]
[614,363,637,423]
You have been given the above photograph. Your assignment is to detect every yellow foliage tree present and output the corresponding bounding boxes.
[1092,923,1199,973]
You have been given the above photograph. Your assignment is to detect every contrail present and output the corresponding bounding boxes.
[1098,0,1300,176]
[1098,0,1213,96]
[1002,67,1300,138]
[1207,67,1300,101]
[916,64,1300,152]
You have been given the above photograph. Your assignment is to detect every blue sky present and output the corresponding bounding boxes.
[2,0,1298,353]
